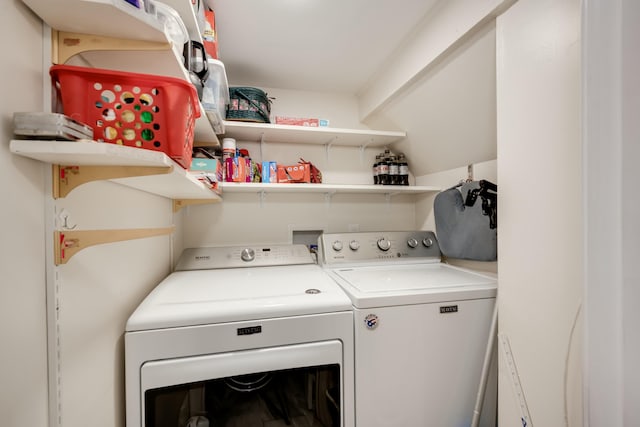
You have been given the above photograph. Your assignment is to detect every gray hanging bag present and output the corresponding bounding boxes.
[433,180,497,261]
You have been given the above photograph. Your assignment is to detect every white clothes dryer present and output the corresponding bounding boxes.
[319,231,497,427]
[125,244,354,427]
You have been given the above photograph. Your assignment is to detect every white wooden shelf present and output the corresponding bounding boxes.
[23,0,204,44]
[222,121,406,147]
[10,140,221,201]
[23,0,167,43]
[220,182,439,196]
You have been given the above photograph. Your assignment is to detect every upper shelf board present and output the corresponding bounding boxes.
[22,0,203,44]
[22,0,166,42]
[222,121,406,147]
[9,140,220,200]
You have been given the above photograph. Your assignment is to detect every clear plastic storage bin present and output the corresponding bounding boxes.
[201,58,229,135]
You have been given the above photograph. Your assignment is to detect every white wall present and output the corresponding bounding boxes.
[184,89,424,248]
[240,86,368,130]
[583,0,640,424]
[619,2,640,422]
[496,0,583,426]
[184,142,419,248]
[365,23,497,177]
[0,3,49,427]
[2,5,183,427]
[53,182,175,427]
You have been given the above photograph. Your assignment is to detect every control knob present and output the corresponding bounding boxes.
[377,238,391,251]
[407,238,418,248]
[349,240,360,251]
[241,248,255,262]
[332,240,344,252]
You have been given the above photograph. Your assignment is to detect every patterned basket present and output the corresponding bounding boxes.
[226,87,271,123]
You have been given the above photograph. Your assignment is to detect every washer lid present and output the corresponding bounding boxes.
[126,264,352,331]
[328,263,497,308]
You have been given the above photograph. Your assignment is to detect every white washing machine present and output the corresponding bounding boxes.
[125,244,355,427]
[318,231,498,427]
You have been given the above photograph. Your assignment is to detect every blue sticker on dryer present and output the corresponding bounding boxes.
[364,314,379,330]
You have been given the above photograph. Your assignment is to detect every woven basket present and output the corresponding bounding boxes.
[226,87,271,123]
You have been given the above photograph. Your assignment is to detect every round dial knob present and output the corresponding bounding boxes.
[407,238,418,248]
[349,240,360,251]
[241,248,255,262]
[377,238,391,251]
[422,238,434,248]
[332,240,344,251]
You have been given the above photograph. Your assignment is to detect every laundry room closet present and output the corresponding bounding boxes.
[1,0,601,426]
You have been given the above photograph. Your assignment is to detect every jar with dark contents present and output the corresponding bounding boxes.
[378,149,391,185]
[397,153,409,186]
[373,154,381,184]
[388,154,398,185]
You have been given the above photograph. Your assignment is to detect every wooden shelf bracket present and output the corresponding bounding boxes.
[52,29,171,65]
[173,198,220,212]
[52,164,173,199]
[54,226,174,265]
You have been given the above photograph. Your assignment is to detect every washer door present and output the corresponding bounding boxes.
[140,340,343,427]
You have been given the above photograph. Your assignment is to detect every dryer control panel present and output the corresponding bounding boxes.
[319,231,441,265]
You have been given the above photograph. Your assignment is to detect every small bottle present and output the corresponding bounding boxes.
[388,154,398,185]
[378,150,390,185]
[222,138,236,163]
[373,154,380,185]
[398,153,409,186]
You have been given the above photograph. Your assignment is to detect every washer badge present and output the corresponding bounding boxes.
[364,314,379,330]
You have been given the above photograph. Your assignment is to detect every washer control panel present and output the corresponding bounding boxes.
[319,231,441,265]
[175,244,314,271]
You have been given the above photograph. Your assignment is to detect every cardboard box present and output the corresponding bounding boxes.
[202,10,218,59]
[275,116,329,127]
[225,157,248,182]
[191,157,220,171]
[190,157,222,188]
[261,161,277,183]
[277,163,311,183]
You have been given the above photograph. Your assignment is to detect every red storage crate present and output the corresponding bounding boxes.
[50,65,201,169]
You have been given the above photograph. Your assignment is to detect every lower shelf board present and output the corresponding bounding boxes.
[219,182,440,196]
[10,140,221,201]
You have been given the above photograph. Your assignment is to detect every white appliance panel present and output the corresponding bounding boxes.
[329,263,496,308]
[127,264,352,331]
[353,298,496,427]
[335,263,495,291]
[141,340,342,391]
[126,312,355,427]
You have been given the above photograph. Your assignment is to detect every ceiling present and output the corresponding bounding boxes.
[208,0,440,94]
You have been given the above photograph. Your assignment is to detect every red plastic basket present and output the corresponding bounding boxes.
[50,65,201,169]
